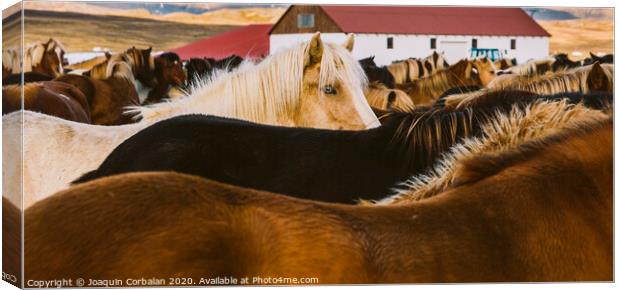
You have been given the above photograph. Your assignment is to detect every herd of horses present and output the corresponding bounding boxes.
[2,32,614,284]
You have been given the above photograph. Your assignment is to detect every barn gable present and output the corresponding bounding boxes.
[270,5,342,34]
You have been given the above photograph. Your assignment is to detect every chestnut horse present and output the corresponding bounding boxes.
[55,63,140,125]
[2,82,90,123]
[3,38,66,81]
[142,52,187,105]
[54,48,157,125]
[24,38,66,77]
[25,117,612,283]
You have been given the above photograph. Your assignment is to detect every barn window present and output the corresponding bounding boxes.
[430,38,436,49]
[298,13,315,28]
[510,39,516,50]
[472,38,478,49]
[387,37,394,49]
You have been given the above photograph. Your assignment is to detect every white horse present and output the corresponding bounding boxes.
[4,33,380,209]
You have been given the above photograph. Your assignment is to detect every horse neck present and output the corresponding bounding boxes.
[413,69,465,100]
[518,72,584,95]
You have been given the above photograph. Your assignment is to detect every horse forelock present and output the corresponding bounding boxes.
[29,44,46,68]
[377,99,609,205]
[132,40,368,125]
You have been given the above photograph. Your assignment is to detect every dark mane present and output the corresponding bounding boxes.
[157,52,180,63]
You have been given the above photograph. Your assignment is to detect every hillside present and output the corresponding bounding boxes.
[4,10,234,52]
[21,1,285,25]
[538,19,613,57]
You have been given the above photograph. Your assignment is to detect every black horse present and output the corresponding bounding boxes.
[74,91,612,204]
[185,55,245,86]
[359,56,396,89]
[582,52,613,66]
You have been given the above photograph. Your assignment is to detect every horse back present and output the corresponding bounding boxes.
[2,82,91,123]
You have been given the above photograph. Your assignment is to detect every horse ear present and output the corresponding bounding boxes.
[306,32,323,65]
[146,47,153,54]
[587,62,611,92]
[104,51,112,59]
[590,52,597,58]
[342,33,355,52]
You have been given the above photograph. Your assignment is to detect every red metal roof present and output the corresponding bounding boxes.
[171,24,272,60]
[319,6,550,37]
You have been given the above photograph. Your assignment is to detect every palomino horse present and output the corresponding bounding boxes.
[25,115,612,283]
[73,92,610,204]
[3,82,91,123]
[471,57,497,86]
[128,33,377,129]
[387,52,450,85]
[365,82,413,110]
[142,52,187,105]
[4,33,379,209]
[397,59,483,105]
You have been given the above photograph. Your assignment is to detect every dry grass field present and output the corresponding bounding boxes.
[539,19,613,58]
[3,10,235,52]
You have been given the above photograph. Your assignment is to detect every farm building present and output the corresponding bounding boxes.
[171,24,271,60]
[269,5,551,65]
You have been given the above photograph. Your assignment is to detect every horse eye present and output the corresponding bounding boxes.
[322,85,337,95]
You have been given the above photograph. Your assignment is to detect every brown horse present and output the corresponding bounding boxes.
[25,38,66,78]
[397,60,482,105]
[86,47,156,88]
[142,52,187,105]
[55,69,139,125]
[494,58,516,70]
[25,117,611,283]
[2,82,91,123]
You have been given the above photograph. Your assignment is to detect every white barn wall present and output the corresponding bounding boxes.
[270,33,549,66]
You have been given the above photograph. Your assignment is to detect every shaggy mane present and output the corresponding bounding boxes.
[491,64,613,95]
[373,99,611,205]
[126,41,367,124]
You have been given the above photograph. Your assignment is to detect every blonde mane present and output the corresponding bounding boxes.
[23,38,66,72]
[403,60,477,104]
[2,48,20,73]
[500,57,555,76]
[490,64,613,95]
[66,54,109,70]
[128,40,368,125]
[372,100,610,205]
[365,82,414,110]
